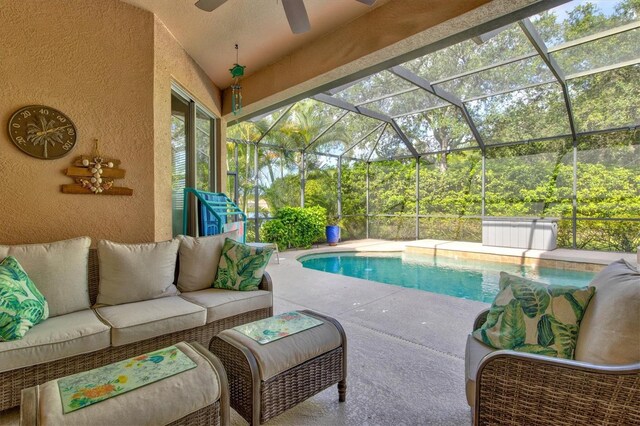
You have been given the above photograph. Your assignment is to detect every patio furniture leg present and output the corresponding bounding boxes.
[338,379,347,402]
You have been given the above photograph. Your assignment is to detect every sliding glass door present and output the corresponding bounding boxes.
[171,87,217,237]
[171,93,189,237]
[195,107,213,191]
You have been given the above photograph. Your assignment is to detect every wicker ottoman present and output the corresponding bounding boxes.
[209,310,347,425]
[20,341,230,426]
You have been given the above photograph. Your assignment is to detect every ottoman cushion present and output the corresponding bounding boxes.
[180,288,272,323]
[22,342,221,426]
[0,310,110,373]
[96,297,206,346]
[219,314,342,380]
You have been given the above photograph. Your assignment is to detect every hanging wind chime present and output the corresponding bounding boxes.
[229,44,246,115]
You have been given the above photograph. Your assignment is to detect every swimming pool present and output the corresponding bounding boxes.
[299,252,596,303]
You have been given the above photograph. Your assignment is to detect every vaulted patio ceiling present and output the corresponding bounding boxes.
[122,0,392,88]
[124,0,544,119]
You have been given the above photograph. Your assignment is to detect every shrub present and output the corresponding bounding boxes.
[261,206,327,249]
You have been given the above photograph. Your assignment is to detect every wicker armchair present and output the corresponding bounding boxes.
[470,309,640,426]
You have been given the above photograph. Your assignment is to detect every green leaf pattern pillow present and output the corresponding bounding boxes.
[213,239,273,291]
[0,256,49,341]
[473,272,595,359]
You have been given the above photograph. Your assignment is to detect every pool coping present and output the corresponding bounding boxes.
[403,246,605,272]
[292,239,636,273]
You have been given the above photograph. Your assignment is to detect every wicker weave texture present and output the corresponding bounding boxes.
[167,400,221,426]
[210,335,346,425]
[477,356,640,426]
[210,337,255,422]
[261,347,344,423]
[88,249,100,305]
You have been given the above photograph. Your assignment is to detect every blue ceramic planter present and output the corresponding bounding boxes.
[326,225,340,246]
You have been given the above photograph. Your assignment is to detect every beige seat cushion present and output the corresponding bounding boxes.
[465,334,495,407]
[180,288,272,323]
[575,259,640,365]
[96,297,206,346]
[26,342,221,426]
[96,239,180,306]
[0,310,110,373]
[218,313,342,380]
[0,237,91,317]
[177,231,239,292]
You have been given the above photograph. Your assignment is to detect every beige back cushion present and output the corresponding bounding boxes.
[96,239,180,306]
[0,237,91,317]
[177,231,241,292]
[574,259,640,365]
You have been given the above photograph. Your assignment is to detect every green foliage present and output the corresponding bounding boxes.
[498,299,526,349]
[305,168,338,222]
[261,206,327,249]
[511,279,551,318]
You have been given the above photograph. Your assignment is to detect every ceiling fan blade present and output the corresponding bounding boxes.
[195,0,228,12]
[356,0,377,5]
[282,0,311,34]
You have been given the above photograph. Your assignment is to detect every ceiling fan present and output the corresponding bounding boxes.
[195,0,377,34]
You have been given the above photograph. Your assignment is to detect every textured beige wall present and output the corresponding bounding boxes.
[0,0,155,245]
[153,18,222,241]
[0,0,221,245]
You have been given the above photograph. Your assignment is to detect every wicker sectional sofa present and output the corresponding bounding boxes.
[0,239,273,412]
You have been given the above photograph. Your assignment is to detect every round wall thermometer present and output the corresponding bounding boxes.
[7,105,77,159]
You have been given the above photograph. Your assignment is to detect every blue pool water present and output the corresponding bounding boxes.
[299,252,596,303]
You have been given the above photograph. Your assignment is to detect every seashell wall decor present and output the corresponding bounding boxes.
[61,139,133,196]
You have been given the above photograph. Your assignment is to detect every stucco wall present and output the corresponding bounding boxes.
[0,0,221,245]
[153,17,223,241]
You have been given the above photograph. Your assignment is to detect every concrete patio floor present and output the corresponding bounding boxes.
[239,239,490,425]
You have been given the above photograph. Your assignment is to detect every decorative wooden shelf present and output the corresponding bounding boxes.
[61,184,133,196]
[61,154,133,196]
[65,166,126,179]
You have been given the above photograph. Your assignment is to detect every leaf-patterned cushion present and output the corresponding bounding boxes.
[0,256,49,341]
[473,272,595,359]
[213,238,273,291]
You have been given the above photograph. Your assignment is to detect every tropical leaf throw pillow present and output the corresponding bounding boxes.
[473,272,595,359]
[0,256,49,341]
[213,238,273,291]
